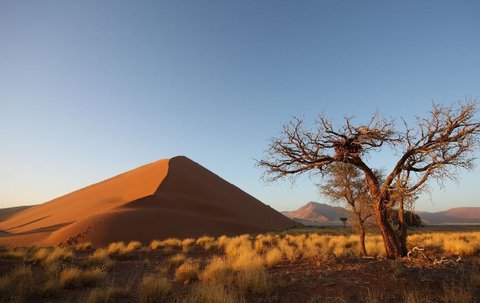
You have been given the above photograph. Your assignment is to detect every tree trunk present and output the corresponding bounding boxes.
[358,222,367,256]
[374,205,405,259]
[397,197,409,256]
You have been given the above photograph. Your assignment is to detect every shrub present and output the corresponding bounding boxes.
[138,273,172,303]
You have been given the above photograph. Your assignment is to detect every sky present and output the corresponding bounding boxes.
[1,0,479,212]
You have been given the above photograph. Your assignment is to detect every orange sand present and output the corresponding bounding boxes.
[0,156,298,246]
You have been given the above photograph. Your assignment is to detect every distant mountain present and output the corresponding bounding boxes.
[416,207,480,225]
[283,202,480,226]
[282,202,350,226]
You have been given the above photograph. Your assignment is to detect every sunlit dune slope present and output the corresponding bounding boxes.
[0,156,297,246]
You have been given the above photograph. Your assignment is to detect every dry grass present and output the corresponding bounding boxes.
[127,241,143,251]
[84,287,128,303]
[200,256,235,285]
[0,266,35,302]
[106,242,133,259]
[59,267,106,289]
[59,267,83,289]
[174,259,201,283]
[196,236,216,251]
[139,273,172,303]
[1,247,29,260]
[168,253,187,265]
[184,283,245,303]
[264,247,283,267]
[84,248,115,269]
[75,242,93,250]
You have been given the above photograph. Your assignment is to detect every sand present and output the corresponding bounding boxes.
[0,156,298,246]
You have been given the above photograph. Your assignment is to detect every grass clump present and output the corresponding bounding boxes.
[200,257,235,285]
[84,248,115,269]
[139,273,172,303]
[81,268,107,287]
[184,283,245,303]
[75,242,93,250]
[264,247,283,267]
[59,267,83,288]
[46,247,74,263]
[0,266,35,302]
[196,236,216,251]
[84,287,128,303]
[168,253,187,265]
[59,267,106,288]
[127,241,143,251]
[2,248,29,260]
[174,259,200,283]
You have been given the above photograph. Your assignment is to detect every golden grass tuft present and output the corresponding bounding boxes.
[84,287,128,303]
[184,283,245,303]
[59,267,83,289]
[174,259,201,283]
[168,253,187,265]
[75,242,93,250]
[46,247,74,263]
[84,248,115,269]
[127,241,143,251]
[264,247,283,267]
[106,242,132,259]
[139,273,172,303]
[0,266,35,302]
[200,256,235,285]
[196,236,216,251]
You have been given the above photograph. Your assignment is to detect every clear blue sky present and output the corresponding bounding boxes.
[1,1,479,212]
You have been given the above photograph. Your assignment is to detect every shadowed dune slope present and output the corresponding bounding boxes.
[0,156,298,246]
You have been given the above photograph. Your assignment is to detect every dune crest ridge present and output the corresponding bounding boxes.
[0,156,297,246]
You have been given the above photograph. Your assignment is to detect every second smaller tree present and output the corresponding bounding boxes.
[319,163,374,256]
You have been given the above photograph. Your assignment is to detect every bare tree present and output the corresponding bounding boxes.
[258,101,480,259]
[319,163,373,256]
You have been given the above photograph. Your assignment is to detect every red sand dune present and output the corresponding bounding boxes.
[0,156,298,247]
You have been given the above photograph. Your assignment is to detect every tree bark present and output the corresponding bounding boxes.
[397,197,409,256]
[374,204,405,259]
[358,222,367,256]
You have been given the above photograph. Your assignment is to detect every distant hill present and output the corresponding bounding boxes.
[283,202,480,226]
[417,207,480,225]
[282,202,350,226]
